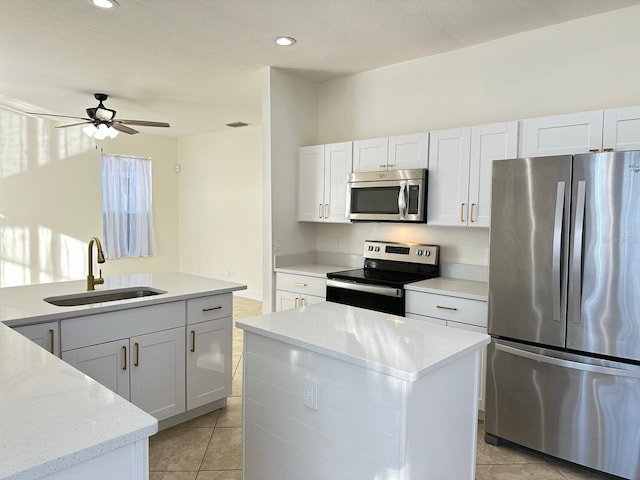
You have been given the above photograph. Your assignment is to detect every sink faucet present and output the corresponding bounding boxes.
[87,236,106,291]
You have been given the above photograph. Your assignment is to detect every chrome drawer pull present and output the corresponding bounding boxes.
[294,282,307,287]
[436,305,458,311]
[202,306,223,312]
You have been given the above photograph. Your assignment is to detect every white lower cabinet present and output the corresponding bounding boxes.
[275,272,326,312]
[61,302,186,422]
[12,321,60,356]
[405,290,488,412]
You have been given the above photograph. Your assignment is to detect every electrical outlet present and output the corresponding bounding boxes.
[274,237,281,251]
[331,237,340,249]
[303,377,318,410]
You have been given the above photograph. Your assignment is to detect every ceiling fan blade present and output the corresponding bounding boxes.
[111,123,139,135]
[117,119,170,128]
[55,121,92,129]
[26,112,92,121]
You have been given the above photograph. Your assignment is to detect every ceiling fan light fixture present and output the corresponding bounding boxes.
[83,123,119,140]
[275,36,296,47]
[88,0,119,10]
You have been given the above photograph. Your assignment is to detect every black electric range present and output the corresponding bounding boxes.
[326,240,440,316]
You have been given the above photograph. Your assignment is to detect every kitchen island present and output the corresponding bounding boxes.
[0,272,246,479]
[237,302,490,480]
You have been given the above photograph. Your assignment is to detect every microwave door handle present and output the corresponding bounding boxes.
[398,181,407,219]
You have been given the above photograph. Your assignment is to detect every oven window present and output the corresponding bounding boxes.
[326,285,404,316]
[350,186,400,214]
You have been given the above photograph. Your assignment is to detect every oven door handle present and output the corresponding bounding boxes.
[327,279,403,298]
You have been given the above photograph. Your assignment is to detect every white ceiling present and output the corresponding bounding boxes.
[1,0,638,138]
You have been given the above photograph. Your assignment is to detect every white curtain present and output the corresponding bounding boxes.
[101,153,156,258]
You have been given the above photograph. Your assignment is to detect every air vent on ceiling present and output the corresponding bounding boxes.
[226,121,249,128]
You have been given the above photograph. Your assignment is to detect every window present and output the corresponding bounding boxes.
[101,153,156,258]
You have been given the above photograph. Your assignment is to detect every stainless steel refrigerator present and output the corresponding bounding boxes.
[485,151,640,480]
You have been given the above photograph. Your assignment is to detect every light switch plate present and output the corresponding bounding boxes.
[303,377,318,410]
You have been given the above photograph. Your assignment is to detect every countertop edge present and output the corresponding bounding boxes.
[236,314,490,382]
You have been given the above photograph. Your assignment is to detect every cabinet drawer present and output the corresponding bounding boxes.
[187,294,233,325]
[406,291,487,328]
[275,273,326,298]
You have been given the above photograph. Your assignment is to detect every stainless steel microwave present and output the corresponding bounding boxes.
[347,169,428,222]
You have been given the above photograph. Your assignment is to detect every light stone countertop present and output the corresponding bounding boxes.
[0,272,246,327]
[237,302,489,382]
[273,263,350,278]
[406,277,488,301]
[0,272,247,479]
[0,324,157,479]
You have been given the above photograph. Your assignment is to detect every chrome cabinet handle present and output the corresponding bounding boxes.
[122,346,127,371]
[202,306,223,312]
[603,148,614,152]
[134,342,140,367]
[324,204,329,219]
[318,204,323,219]
[190,330,196,353]
[49,329,55,354]
[294,282,307,287]
[301,297,306,306]
[459,203,465,223]
[589,148,600,153]
[552,181,566,322]
[470,203,476,223]
[294,297,299,308]
[436,305,458,311]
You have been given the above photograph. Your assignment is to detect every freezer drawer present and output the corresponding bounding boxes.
[485,340,640,480]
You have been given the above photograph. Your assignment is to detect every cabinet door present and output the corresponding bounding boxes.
[388,133,429,170]
[447,321,487,413]
[353,137,389,172]
[13,321,59,357]
[468,121,518,227]
[275,290,298,312]
[603,106,640,151]
[427,127,472,225]
[324,141,353,223]
[130,327,186,421]
[298,145,325,221]
[187,318,232,410]
[521,110,603,157]
[62,339,130,400]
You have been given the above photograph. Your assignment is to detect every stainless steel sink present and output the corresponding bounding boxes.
[44,287,167,307]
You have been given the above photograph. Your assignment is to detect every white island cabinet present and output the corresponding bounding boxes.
[237,302,489,480]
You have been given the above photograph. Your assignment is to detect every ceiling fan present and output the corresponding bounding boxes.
[27,93,170,136]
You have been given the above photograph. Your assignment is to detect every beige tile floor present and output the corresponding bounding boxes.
[149,297,618,480]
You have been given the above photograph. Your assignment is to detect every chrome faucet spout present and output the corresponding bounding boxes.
[87,237,106,291]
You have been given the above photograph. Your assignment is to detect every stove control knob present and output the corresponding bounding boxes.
[368,246,374,251]
[374,246,380,252]
[425,250,431,257]
[416,250,423,256]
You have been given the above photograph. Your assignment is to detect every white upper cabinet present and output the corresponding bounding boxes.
[520,110,603,157]
[428,121,518,227]
[388,133,429,170]
[427,128,471,226]
[519,106,640,157]
[603,106,640,151]
[469,122,519,227]
[353,137,389,172]
[353,134,428,172]
[298,142,352,223]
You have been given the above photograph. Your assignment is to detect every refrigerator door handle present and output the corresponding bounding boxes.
[570,180,586,325]
[552,181,565,322]
[495,343,640,379]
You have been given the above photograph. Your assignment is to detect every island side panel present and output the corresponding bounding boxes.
[404,349,481,479]
[242,332,407,480]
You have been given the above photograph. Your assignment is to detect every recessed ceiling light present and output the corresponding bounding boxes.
[275,36,296,47]
[88,0,119,9]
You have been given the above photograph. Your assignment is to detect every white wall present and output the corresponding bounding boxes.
[0,107,179,287]
[313,5,640,266]
[261,67,319,310]
[177,126,263,300]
